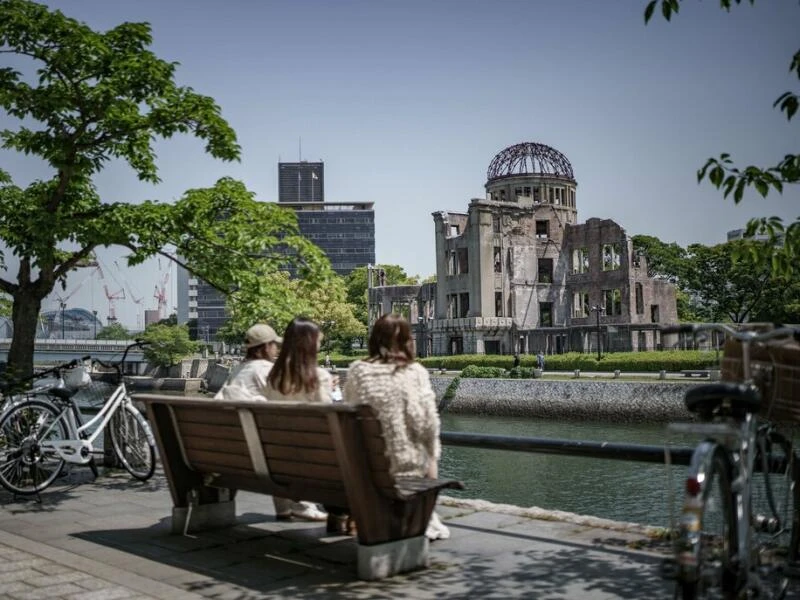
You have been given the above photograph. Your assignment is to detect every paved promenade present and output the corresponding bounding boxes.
[0,467,681,599]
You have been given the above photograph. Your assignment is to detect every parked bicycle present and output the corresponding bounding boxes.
[0,341,156,497]
[662,323,799,599]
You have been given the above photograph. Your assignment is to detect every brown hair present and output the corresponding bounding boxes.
[367,314,414,365]
[267,317,320,395]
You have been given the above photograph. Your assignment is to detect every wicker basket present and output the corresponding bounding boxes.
[720,337,800,424]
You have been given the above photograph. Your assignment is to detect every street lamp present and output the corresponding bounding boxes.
[60,301,67,340]
[590,305,604,360]
[92,310,98,339]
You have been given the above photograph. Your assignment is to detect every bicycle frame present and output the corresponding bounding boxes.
[33,381,153,465]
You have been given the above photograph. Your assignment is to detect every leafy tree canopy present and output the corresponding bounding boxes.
[140,323,199,367]
[631,234,688,281]
[644,0,799,276]
[95,322,131,340]
[0,0,331,376]
[0,293,10,318]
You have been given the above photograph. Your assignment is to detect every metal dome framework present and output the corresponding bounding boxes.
[486,142,575,182]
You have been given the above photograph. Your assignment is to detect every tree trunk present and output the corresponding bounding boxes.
[8,292,44,378]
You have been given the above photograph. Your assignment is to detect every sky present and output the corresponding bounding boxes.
[1,0,797,330]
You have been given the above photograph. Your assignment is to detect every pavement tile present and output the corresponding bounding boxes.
[0,581,33,596]
[11,581,86,599]
[0,559,50,573]
[27,570,91,587]
[0,569,42,584]
[63,586,137,600]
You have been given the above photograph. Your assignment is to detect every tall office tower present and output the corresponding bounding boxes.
[279,161,324,203]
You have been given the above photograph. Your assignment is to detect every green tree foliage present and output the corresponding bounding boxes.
[0,1,330,376]
[95,322,131,340]
[644,0,799,276]
[681,240,793,323]
[218,272,364,347]
[140,323,200,368]
[0,293,10,318]
[631,235,687,280]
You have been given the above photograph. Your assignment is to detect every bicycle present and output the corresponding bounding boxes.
[662,323,800,599]
[0,341,156,497]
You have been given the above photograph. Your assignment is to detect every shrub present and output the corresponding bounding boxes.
[461,365,507,378]
[419,350,717,373]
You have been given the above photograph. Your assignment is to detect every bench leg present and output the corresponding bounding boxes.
[357,535,429,580]
[171,488,237,535]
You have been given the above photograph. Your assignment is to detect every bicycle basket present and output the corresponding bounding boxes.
[720,336,800,424]
[63,365,92,391]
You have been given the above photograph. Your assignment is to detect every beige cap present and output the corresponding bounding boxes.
[244,324,282,349]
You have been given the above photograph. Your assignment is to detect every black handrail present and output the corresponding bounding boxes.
[440,431,792,473]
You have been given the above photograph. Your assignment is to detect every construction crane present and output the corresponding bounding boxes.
[154,269,170,321]
[96,264,125,324]
[125,282,144,329]
[104,284,126,324]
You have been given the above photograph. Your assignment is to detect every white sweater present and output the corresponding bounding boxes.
[266,367,333,403]
[343,360,441,479]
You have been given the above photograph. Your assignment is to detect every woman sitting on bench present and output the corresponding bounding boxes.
[343,313,450,541]
[265,316,333,522]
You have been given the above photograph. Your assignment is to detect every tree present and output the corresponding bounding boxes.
[0,293,10,318]
[0,1,330,376]
[631,235,687,281]
[140,323,199,367]
[217,271,364,348]
[681,240,788,323]
[95,322,131,340]
[645,0,799,276]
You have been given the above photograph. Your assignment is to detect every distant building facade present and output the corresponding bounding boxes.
[279,161,324,203]
[369,142,678,356]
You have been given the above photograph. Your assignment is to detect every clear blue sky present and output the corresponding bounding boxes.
[2,0,797,330]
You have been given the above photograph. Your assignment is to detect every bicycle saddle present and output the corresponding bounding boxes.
[684,382,761,416]
[48,387,77,401]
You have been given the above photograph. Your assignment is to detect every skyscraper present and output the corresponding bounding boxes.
[278,161,324,203]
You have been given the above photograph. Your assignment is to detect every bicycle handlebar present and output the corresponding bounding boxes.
[92,340,149,375]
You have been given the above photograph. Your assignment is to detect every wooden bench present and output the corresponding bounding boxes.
[137,394,464,580]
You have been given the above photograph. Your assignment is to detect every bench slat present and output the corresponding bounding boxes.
[253,413,331,434]
[182,436,249,456]
[186,448,255,471]
[267,459,342,482]
[177,422,246,441]
[190,462,256,478]
[263,444,338,465]
[173,406,240,425]
[255,429,334,450]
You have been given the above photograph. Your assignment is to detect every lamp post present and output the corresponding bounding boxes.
[590,305,604,360]
[92,310,98,339]
[59,301,67,340]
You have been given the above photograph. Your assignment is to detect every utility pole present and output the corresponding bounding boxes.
[92,310,98,339]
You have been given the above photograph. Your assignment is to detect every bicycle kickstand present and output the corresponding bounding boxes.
[88,457,99,480]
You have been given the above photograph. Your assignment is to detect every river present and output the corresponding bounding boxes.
[440,413,696,528]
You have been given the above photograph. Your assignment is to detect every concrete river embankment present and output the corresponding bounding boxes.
[127,357,694,422]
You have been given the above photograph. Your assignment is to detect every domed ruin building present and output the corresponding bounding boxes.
[370,142,678,356]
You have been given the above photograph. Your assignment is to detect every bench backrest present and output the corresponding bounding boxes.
[138,395,399,507]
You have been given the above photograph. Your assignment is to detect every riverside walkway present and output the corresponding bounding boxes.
[0,468,680,599]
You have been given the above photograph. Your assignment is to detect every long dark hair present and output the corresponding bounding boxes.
[268,317,321,395]
[367,314,414,365]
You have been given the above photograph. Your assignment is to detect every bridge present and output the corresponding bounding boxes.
[0,338,146,364]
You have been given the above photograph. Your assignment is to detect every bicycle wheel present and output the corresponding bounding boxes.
[677,445,739,600]
[750,429,796,599]
[109,403,155,481]
[0,399,68,495]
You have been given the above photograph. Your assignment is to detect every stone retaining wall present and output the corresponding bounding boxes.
[432,376,694,422]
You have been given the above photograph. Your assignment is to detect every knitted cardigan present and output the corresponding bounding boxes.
[343,360,441,479]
